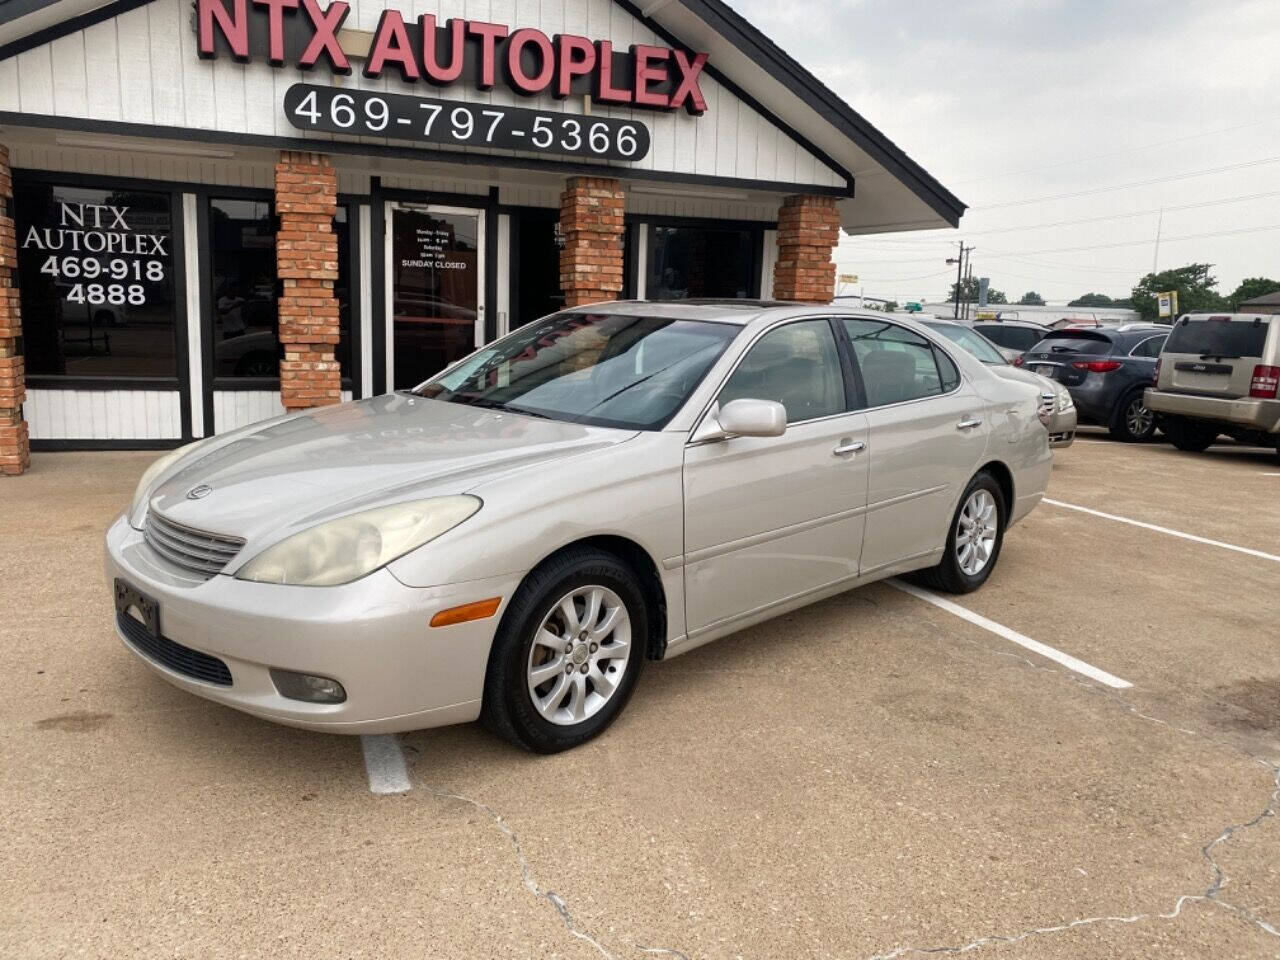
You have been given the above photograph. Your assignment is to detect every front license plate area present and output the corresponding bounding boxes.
[114,578,160,638]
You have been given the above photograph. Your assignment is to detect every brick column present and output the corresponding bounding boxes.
[0,144,29,477]
[772,195,841,304]
[559,177,625,307]
[275,151,341,411]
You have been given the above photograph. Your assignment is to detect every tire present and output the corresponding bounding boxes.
[908,470,1006,595]
[1109,390,1157,442]
[1164,417,1218,453]
[481,547,648,753]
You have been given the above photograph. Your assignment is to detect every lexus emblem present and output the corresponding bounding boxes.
[186,484,213,500]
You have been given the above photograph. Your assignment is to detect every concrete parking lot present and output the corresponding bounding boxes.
[3,434,1278,960]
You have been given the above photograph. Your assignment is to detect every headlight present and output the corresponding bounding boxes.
[1056,384,1074,412]
[128,439,211,528]
[235,496,482,586]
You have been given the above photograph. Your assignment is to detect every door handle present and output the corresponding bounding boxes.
[832,440,866,456]
[956,417,984,431]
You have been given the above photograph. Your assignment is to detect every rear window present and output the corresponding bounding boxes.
[1164,317,1269,357]
[1029,331,1114,356]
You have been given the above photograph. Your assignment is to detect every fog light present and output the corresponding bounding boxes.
[270,669,347,704]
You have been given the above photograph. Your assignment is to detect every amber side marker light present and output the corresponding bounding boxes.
[430,597,503,627]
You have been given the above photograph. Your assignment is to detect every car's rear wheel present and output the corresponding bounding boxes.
[481,547,647,753]
[908,471,1006,595]
[1164,417,1219,452]
[1110,391,1157,442]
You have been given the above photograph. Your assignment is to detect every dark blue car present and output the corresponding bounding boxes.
[1017,325,1169,441]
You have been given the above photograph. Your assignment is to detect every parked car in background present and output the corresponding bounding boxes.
[973,320,1051,361]
[1018,324,1168,442]
[923,318,1075,447]
[1145,313,1280,460]
[106,302,1052,753]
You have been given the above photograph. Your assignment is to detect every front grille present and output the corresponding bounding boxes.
[116,611,233,686]
[1039,393,1056,420]
[144,511,244,579]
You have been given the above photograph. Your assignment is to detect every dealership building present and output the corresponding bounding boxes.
[0,0,963,473]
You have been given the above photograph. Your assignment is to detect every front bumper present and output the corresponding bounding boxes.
[1047,406,1077,448]
[1145,389,1280,434]
[105,515,522,734]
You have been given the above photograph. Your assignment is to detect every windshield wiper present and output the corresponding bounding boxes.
[447,394,553,419]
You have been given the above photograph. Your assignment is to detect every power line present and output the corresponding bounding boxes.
[951,116,1280,186]
[972,156,1280,210]
[958,190,1280,237]
[985,222,1280,258]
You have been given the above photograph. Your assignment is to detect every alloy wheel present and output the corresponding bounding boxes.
[956,489,998,577]
[526,585,632,726]
[1125,397,1154,438]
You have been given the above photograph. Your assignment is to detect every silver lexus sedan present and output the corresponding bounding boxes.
[106,302,1052,752]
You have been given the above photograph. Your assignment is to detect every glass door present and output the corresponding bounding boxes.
[385,203,485,389]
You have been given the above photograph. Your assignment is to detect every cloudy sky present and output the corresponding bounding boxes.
[733,0,1280,305]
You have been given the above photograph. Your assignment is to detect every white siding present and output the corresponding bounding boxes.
[26,389,183,440]
[4,0,846,190]
[212,390,354,433]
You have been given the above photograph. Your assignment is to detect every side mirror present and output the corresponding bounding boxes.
[693,398,787,443]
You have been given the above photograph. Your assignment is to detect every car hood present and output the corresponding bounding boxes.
[988,363,1055,393]
[147,394,636,542]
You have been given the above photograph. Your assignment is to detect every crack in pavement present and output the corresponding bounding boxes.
[419,780,690,960]
[865,602,1280,959]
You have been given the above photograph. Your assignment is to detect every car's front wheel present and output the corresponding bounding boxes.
[908,471,1006,594]
[481,547,647,753]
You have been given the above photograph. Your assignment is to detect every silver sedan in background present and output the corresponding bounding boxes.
[923,317,1076,448]
[106,302,1053,752]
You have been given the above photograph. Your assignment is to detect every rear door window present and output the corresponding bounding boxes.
[1164,317,1270,357]
[841,319,948,407]
[1129,335,1166,358]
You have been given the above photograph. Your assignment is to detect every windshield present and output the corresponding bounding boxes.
[924,322,1006,364]
[1164,317,1270,358]
[415,312,739,430]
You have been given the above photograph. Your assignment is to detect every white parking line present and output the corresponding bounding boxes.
[1043,498,1280,564]
[360,734,412,795]
[889,579,1133,689]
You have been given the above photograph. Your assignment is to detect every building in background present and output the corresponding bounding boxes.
[0,0,963,472]
[1239,292,1280,316]
[920,302,1139,327]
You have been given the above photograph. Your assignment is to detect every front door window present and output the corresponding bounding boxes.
[389,205,483,389]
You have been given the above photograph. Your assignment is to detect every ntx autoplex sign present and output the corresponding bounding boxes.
[195,0,709,113]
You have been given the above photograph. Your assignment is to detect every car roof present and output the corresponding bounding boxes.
[576,300,925,327]
[972,319,1048,329]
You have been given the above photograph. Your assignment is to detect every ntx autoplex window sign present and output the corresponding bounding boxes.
[15,184,179,379]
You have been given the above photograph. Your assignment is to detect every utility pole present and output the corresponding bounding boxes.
[1152,208,1164,273]
[947,241,973,321]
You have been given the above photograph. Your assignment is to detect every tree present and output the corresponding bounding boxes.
[950,277,1007,305]
[1130,264,1226,323]
[1229,277,1280,310]
[1017,291,1045,306]
[883,300,899,313]
[1069,293,1114,307]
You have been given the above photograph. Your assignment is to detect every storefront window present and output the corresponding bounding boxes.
[14,180,178,379]
[645,225,755,300]
[209,197,278,379]
[209,197,353,382]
